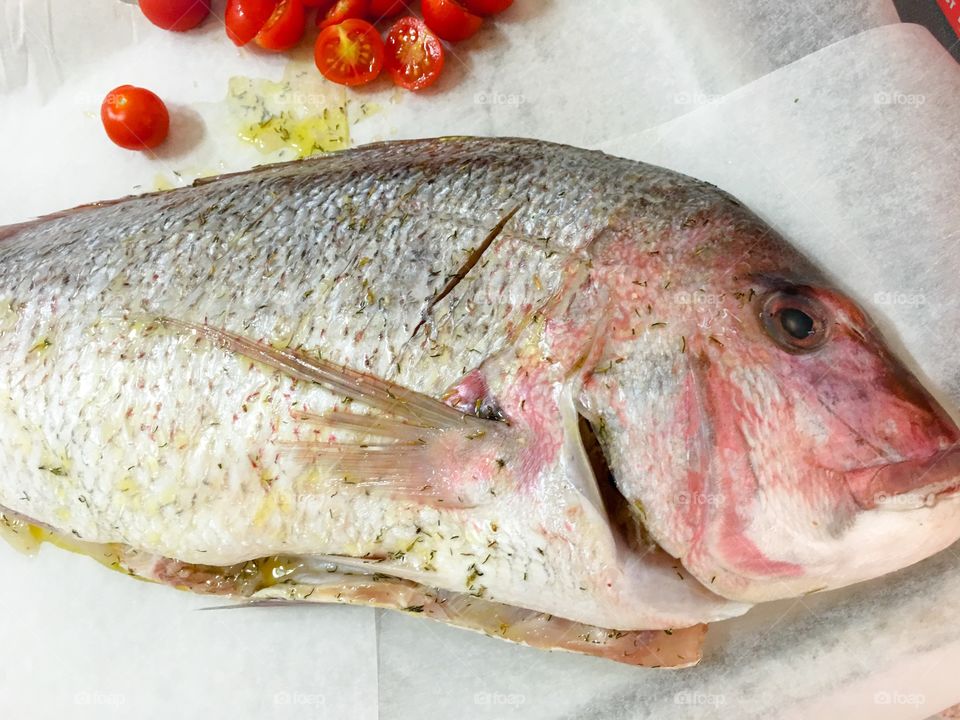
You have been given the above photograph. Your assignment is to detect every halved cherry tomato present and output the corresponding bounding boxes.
[317,0,368,28]
[100,85,170,151]
[421,0,482,42]
[368,0,407,19]
[314,18,384,86]
[461,0,511,15]
[225,0,277,45]
[255,0,306,51]
[384,17,444,91]
[138,0,210,31]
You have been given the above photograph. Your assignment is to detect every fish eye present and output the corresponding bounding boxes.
[760,289,830,353]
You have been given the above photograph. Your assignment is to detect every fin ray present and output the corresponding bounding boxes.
[162,319,496,506]
[250,570,706,668]
[162,318,480,430]
[292,409,437,441]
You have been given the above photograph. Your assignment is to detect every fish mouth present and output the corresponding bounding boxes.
[847,447,960,510]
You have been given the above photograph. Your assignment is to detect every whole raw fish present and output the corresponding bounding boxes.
[0,138,957,667]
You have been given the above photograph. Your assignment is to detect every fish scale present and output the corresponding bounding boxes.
[1,137,958,666]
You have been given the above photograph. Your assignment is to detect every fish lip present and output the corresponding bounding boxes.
[846,446,960,510]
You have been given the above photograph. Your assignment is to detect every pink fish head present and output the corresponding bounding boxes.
[576,198,960,604]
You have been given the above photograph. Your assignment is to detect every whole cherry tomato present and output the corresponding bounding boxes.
[101,85,170,151]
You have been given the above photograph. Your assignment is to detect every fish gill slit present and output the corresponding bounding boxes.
[576,413,658,552]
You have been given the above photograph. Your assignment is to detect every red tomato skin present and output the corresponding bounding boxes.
[421,0,482,42]
[368,0,406,19]
[461,0,511,15]
[225,0,278,45]
[317,0,368,28]
[100,85,170,151]
[303,0,335,6]
[138,0,211,31]
[384,17,444,91]
[255,0,306,51]
[314,18,384,86]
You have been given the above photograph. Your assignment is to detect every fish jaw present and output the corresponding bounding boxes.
[846,448,960,511]
[693,489,960,603]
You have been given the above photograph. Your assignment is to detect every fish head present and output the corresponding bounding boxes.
[682,276,960,603]
[578,199,960,604]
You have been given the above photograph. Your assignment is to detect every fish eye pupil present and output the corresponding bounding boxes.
[760,289,830,352]
[779,307,815,339]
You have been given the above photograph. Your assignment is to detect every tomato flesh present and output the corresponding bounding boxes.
[101,85,170,151]
[368,0,407,19]
[384,17,444,91]
[461,0,511,15]
[225,0,277,45]
[255,0,306,51]
[317,0,368,28]
[138,0,210,31]
[314,18,384,86]
[421,0,482,42]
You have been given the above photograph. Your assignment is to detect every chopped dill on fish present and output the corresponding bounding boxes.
[0,138,958,667]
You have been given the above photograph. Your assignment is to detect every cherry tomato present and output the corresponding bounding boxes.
[421,0,482,42]
[384,17,444,91]
[255,0,306,51]
[100,85,170,151]
[368,0,407,19]
[303,0,335,6]
[314,18,384,86]
[225,0,277,45]
[317,0,368,28]
[138,0,210,31]
[461,0,511,14]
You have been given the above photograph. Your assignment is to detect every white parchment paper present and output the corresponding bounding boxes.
[2,2,958,719]
[0,0,898,220]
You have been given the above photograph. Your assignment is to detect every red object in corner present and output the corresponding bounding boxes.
[935,0,960,37]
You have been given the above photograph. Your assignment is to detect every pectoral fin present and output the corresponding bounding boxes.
[164,318,502,507]
[162,318,483,430]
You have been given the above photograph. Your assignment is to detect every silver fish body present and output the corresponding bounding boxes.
[1,138,957,666]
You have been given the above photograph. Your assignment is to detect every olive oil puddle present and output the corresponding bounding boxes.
[151,61,382,192]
